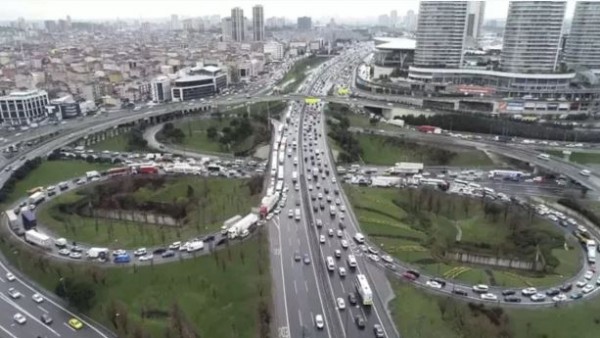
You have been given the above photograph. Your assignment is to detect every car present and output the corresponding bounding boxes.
[68,318,83,330]
[546,288,560,296]
[355,315,366,329]
[315,314,324,329]
[339,267,347,277]
[501,290,516,296]
[560,283,573,292]
[504,296,522,303]
[32,293,44,303]
[583,284,595,294]
[452,288,468,296]
[552,294,568,302]
[70,245,83,253]
[153,247,167,255]
[348,292,358,305]
[13,313,26,324]
[334,249,342,258]
[571,292,583,299]
[336,230,343,238]
[530,293,546,302]
[480,293,498,301]
[577,280,587,288]
[315,219,323,228]
[584,270,594,280]
[8,287,21,299]
[161,250,176,258]
[521,287,537,296]
[58,248,70,256]
[426,280,443,289]
[320,235,326,243]
[134,248,147,256]
[328,229,334,237]
[139,254,154,261]
[294,252,302,262]
[288,209,294,218]
[5,272,16,282]
[472,284,489,293]
[69,252,82,259]
[373,324,385,338]
[367,246,379,255]
[368,254,380,262]
[337,297,346,310]
[303,254,311,265]
[169,241,181,250]
[41,313,53,325]
[341,239,349,249]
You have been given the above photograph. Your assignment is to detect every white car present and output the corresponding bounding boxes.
[8,287,21,299]
[6,272,16,281]
[338,267,347,277]
[31,293,44,303]
[315,314,324,329]
[139,254,154,261]
[332,178,337,183]
[584,270,594,280]
[583,284,595,294]
[472,284,489,293]
[530,293,546,302]
[577,280,587,288]
[337,297,346,310]
[134,248,147,256]
[552,294,568,302]
[328,229,334,237]
[169,241,181,250]
[336,230,343,238]
[58,248,70,256]
[69,252,82,259]
[340,239,349,248]
[426,280,443,289]
[480,293,497,301]
[521,287,537,296]
[381,255,393,263]
[320,235,326,244]
[368,254,380,262]
[13,313,26,325]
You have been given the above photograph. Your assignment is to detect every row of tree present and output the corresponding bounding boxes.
[402,113,600,142]
[327,106,363,163]
[0,157,42,203]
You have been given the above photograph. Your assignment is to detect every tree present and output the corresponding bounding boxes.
[55,277,96,312]
[206,126,217,140]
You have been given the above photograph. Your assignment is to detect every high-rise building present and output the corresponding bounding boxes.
[564,1,600,70]
[231,7,245,42]
[390,10,398,28]
[221,18,232,41]
[405,10,417,31]
[500,1,566,73]
[414,1,468,68]
[378,14,390,27]
[465,1,485,47]
[171,14,180,30]
[297,16,312,31]
[252,5,264,41]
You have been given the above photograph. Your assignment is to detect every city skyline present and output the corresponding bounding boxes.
[1,0,578,22]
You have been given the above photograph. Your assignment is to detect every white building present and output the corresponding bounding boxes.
[500,1,566,73]
[264,42,284,60]
[564,1,600,71]
[0,90,49,125]
[465,1,485,47]
[151,76,172,103]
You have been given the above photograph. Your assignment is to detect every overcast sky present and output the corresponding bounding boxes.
[0,0,577,22]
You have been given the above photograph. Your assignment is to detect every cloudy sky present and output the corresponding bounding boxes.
[1,0,577,22]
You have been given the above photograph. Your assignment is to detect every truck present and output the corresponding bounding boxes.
[587,240,597,264]
[138,166,158,175]
[221,215,242,234]
[186,241,204,252]
[21,210,36,230]
[278,151,285,165]
[28,191,46,206]
[107,167,130,176]
[5,210,18,228]
[87,247,110,259]
[24,230,52,248]
[86,170,101,180]
[228,213,259,239]
[260,194,280,218]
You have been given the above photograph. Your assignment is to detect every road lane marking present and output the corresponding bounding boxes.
[0,277,5,282]
[294,280,298,295]
[340,282,346,294]
[38,305,49,313]
[0,293,61,337]
[298,309,304,328]
[63,322,77,332]
[275,206,291,338]
[305,280,309,293]
[0,324,18,338]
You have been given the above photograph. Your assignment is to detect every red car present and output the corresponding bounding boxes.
[402,272,418,281]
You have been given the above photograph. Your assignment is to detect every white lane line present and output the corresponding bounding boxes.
[340,282,346,294]
[294,280,298,295]
[63,322,77,332]
[275,214,291,335]
[0,277,5,283]
[0,293,61,337]
[298,309,304,328]
[305,280,309,293]
[38,305,49,313]
[0,324,18,338]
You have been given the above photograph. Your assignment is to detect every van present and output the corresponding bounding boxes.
[354,233,365,244]
[187,241,204,252]
[326,256,335,271]
[294,208,301,221]
[113,254,131,264]
[347,254,357,269]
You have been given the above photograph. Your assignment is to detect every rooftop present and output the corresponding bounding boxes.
[374,37,416,51]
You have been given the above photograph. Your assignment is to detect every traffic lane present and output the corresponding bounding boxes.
[267,217,291,338]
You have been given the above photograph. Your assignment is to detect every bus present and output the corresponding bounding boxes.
[587,240,597,264]
[277,167,284,180]
[355,274,373,306]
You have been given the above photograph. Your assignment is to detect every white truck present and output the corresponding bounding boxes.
[228,213,259,239]
[221,215,242,235]
[260,194,280,217]
[587,240,597,264]
[186,241,204,252]
[5,210,18,227]
[87,247,110,259]
[86,170,100,180]
[28,191,46,205]
[24,230,52,248]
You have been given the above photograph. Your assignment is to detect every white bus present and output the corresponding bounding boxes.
[453,179,469,186]
[355,274,373,306]
[587,240,597,264]
[277,167,284,180]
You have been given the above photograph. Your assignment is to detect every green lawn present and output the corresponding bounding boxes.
[88,134,130,152]
[279,56,328,93]
[356,134,493,167]
[3,160,114,207]
[390,277,600,338]
[174,118,236,154]
[345,185,580,287]
[37,177,260,248]
[0,231,271,338]
[567,152,600,164]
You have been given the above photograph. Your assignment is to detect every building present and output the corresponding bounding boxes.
[372,37,416,78]
[151,76,172,103]
[171,66,227,102]
[414,1,468,68]
[264,42,284,60]
[466,1,485,47]
[297,16,312,31]
[221,18,232,41]
[404,10,417,31]
[48,95,81,120]
[500,1,566,73]
[171,14,180,30]
[252,5,264,41]
[231,7,245,42]
[564,1,600,71]
[0,90,49,125]
[390,10,398,28]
